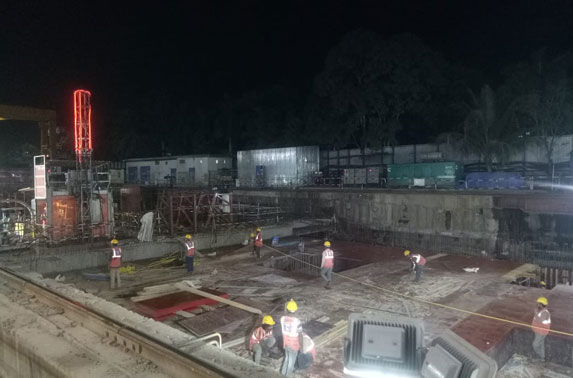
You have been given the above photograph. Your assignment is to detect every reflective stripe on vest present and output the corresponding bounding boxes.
[186,241,195,256]
[249,327,272,350]
[111,247,122,268]
[322,248,334,268]
[112,247,122,258]
[532,309,551,335]
[281,316,301,351]
[255,233,263,247]
[413,254,426,266]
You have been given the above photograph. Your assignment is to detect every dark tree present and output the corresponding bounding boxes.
[309,30,447,150]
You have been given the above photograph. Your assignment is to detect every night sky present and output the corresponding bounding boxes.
[1,0,573,158]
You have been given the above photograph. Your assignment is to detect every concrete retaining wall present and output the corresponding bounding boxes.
[233,189,573,261]
[3,222,306,274]
[234,189,499,256]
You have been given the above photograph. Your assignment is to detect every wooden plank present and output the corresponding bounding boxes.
[175,311,195,318]
[175,282,262,315]
[313,320,347,348]
[132,289,182,302]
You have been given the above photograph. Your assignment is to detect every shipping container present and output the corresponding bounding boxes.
[237,146,319,187]
[343,168,355,185]
[354,168,366,184]
[366,166,381,185]
[387,162,463,188]
[464,172,526,190]
[124,155,231,187]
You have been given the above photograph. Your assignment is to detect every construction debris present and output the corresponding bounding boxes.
[174,282,262,315]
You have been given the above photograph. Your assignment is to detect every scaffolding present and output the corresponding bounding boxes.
[154,189,284,235]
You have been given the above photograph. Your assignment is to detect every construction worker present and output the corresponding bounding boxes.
[295,332,316,370]
[280,299,303,376]
[249,315,277,365]
[404,250,426,282]
[250,232,256,256]
[531,296,551,360]
[184,234,195,274]
[254,227,263,259]
[321,241,334,289]
[109,239,122,289]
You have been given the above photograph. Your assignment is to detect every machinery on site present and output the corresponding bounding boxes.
[31,90,113,243]
[343,313,497,378]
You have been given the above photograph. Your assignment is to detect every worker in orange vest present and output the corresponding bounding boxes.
[249,315,277,365]
[404,250,426,282]
[184,234,195,274]
[531,296,551,360]
[321,241,334,289]
[110,238,122,289]
[254,227,263,259]
[280,299,303,376]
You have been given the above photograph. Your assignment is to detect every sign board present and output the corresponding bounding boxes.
[34,155,46,199]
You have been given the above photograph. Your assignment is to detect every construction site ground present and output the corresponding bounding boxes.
[50,240,573,377]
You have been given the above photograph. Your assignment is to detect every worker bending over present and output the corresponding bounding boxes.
[404,250,426,282]
[184,234,195,274]
[254,227,263,259]
[109,238,122,289]
[250,315,277,365]
[295,333,316,370]
[281,299,303,376]
[321,241,334,289]
[531,296,551,360]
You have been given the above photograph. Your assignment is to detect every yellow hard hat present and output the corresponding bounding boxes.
[537,297,548,306]
[404,250,410,256]
[250,233,255,237]
[262,315,275,326]
[540,281,546,286]
[256,228,261,232]
[111,239,118,245]
[185,234,192,240]
[324,241,331,247]
[286,299,298,312]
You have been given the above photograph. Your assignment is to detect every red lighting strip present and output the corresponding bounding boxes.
[73,90,78,152]
[73,89,93,154]
[88,95,92,150]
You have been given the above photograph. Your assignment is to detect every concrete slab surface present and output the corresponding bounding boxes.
[47,240,573,377]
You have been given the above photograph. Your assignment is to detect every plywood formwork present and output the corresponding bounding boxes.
[134,288,229,321]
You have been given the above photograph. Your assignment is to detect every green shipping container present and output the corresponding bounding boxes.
[387,162,463,188]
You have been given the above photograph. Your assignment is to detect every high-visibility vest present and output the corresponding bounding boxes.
[532,308,551,335]
[249,326,272,350]
[255,232,263,247]
[280,316,301,351]
[185,240,195,257]
[322,248,334,269]
[110,247,122,268]
[412,254,426,266]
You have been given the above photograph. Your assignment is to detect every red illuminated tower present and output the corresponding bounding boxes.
[74,89,92,161]
[73,89,93,238]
